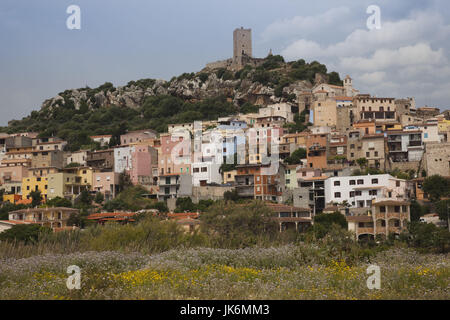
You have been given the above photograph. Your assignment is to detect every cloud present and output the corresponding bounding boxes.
[281,39,325,61]
[359,71,386,85]
[340,43,445,72]
[276,10,450,109]
[260,7,352,43]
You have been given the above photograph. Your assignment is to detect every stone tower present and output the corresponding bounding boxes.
[233,27,252,69]
[344,75,353,96]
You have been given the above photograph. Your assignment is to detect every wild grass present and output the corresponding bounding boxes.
[0,246,448,300]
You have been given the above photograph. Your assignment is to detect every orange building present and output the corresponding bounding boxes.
[235,164,282,201]
[306,134,328,169]
[353,120,376,136]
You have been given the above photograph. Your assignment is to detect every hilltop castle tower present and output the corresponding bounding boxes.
[205,27,263,71]
[232,27,252,69]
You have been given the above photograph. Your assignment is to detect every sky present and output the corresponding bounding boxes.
[0,0,449,125]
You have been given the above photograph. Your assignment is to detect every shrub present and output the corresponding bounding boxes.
[0,224,51,244]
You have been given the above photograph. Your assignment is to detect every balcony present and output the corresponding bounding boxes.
[358,227,374,234]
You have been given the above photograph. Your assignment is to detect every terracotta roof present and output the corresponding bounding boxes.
[0,220,34,225]
[168,212,199,220]
[87,212,136,220]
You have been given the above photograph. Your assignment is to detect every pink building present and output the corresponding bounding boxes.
[130,145,158,185]
[92,172,120,200]
[158,133,192,176]
[0,165,29,184]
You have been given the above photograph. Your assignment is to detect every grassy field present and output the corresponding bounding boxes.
[0,245,448,300]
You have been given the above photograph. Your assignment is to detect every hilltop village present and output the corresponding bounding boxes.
[0,28,449,240]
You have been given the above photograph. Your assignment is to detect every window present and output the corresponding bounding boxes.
[369,190,378,196]
[396,181,400,187]
[201,167,207,172]
[394,206,400,213]
[334,181,340,186]
[374,151,378,157]
[366,152,370,157]
[380,206,386,213]
[350,180,356,185]
[334,192,341,198]
[355,191,362,196]
[350,191,355,197]
[372,178,378,184]
[193,168,200,173]
[357,179,364,185]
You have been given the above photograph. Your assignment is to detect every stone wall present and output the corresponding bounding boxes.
[191,185,234,203]
[425,142,450,176]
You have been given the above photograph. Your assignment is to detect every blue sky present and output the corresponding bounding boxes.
[1,0,449,125]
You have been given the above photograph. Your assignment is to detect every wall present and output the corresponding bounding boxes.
[425,142,450,176]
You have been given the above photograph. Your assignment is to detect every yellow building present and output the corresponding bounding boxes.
[2,194,21,204]
[63,166,94,187]
[8,207,79,229]
[22,176,48,200]
[223,170,237,184]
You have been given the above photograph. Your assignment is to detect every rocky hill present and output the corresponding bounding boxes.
[2,56,343,151]
[38,56,341,115]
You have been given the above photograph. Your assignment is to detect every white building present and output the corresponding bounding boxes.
[191,141,222,186]
[90,135,112,147]
[258,103,295,123]
[66,150,88,166]
[325,174,409,208]
[114,145,134,173]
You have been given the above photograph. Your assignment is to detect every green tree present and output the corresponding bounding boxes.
[119,171,133,190]
[404,221,450,253]
[0,224,51,244]
[94,192,104,204]
[200,201,278,247]
[410,200,426,222]
[356,158,368,169]
[284,148,307,165]
[46,197,72,208]
[223,190,239,202]
[434,199,450,224]
[422,175,450,202]
[29,190,42,207]
[78,190,93,206]
[0,203,28,220]
[175,197,196,212]
[146,201,169,213]
[310,212,348,239]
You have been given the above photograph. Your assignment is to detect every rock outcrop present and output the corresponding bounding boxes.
[40,69,314,112]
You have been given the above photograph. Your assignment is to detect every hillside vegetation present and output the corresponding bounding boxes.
[1,56,343,152]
